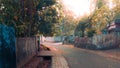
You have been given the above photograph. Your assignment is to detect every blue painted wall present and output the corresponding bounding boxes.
[0,24,16,68]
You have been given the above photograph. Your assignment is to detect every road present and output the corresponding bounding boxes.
[44,42,120,68]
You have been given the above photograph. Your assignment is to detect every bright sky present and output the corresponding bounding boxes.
[61,0,93,18]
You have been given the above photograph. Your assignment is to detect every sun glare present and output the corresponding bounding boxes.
[62,0,92,18]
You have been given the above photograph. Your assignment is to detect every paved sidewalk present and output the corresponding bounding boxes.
[22,43,69,68]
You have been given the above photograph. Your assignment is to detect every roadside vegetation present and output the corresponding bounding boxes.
[0,0,120,49]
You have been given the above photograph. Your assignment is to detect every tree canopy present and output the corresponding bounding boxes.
[0,0,61,37]
[75,0,120,37]
[1,0,120,37]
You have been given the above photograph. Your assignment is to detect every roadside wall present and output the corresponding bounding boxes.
[16,37,38,68]
[74,33,120,49]
[92,34,120,48]
[0,24,16,68]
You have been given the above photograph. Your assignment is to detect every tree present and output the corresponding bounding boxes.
[37,0,62,36]
[0,0,23,36]
[53,15,78,36]
[74,0,120,37]
[96,0,106,9]
[0,0,61,37]
[90,0,116,34]
[75,17,90,37]
[112,0,120,19]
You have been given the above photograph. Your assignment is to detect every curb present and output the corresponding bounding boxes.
[42,44,69,68]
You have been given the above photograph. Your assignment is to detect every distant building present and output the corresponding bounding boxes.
[102,19,120,35]
[108,19,120,35]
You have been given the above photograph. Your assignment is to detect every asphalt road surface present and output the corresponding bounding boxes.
[44,42,120,68]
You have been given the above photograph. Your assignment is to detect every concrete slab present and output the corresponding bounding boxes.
[37,51,56,57]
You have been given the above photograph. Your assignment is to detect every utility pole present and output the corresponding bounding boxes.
[62,15,65,44]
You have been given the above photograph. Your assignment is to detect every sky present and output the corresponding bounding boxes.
[61,0,95,18]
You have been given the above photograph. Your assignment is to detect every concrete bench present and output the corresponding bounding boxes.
[38,51,69,68]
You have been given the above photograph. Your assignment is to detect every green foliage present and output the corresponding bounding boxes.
[75,20,89,37]
[78,0,120,36]
[86,29,95,37]
[0,0,19,26]
[36,0,56,10]
[113,0,120,19]
[0,0,61,37]
[54,16,77,36]
[96,0,106,9]
[90,0,119,34]
[91,5,110,34]
[37,4,61,36]
[73,0,120,37]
